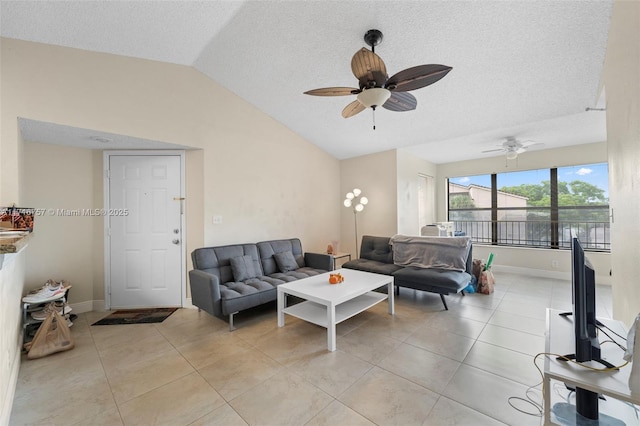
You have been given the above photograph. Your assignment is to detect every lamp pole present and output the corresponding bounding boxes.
[354,210,359,258]
[343,188,368,259]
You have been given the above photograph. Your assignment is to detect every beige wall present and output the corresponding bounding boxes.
[604,1,640,326]
[1,36,340,298]
[340,150,398,257]
[22,142,97,304]
[0,38,341,417]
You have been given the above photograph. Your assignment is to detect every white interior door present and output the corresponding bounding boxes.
[108,154,182,308]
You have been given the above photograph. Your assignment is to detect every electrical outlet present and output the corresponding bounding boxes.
[212,215,222,225]
[551,260,559,269]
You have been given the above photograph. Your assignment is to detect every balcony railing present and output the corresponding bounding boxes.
[451,220,610,251]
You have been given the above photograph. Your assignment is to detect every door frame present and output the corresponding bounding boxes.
[103,150,187,310]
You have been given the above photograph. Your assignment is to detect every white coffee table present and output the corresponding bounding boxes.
[277,268,394,351]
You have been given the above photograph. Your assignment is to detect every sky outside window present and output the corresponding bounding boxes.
[449,163,608,202]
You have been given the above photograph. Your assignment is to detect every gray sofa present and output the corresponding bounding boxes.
[189,238,331,330]
[343,235,473,310]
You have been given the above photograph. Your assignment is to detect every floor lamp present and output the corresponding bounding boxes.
[343,188,368,258]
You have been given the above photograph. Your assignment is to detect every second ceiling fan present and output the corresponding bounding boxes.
[304,29,452,127]
[482,137,545,160]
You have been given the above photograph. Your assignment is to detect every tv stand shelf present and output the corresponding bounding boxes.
[544,308,640,425]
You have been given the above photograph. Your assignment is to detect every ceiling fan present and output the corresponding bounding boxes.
[482,137,544,160]
[304,29,452,128]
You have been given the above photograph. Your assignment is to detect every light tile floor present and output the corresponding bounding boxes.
[10,272,617,425]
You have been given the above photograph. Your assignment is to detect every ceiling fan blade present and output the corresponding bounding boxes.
[351,48,387,88]
[342,100,366,118]
[482,148,505,153]
[382,91,417,112]
[304,87,360,96]
[386,64,452,92]
[523,142,545,149]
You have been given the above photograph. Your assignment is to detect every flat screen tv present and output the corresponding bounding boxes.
[561,237,615,420]
[572,236,600,364]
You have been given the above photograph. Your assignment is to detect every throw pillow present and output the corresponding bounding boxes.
[230,255,257,282]
[274,251,299,273]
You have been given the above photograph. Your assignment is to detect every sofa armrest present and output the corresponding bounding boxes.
[465,243,473,275]
[189,269,222,317]
[304,252,332,271]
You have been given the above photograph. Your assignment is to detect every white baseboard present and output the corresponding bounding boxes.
[68,300,98,314]
[1,345,21,425]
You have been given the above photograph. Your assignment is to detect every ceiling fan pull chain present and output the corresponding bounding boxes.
[372,107,376,130]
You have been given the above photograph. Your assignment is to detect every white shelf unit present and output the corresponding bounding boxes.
[282,291,386,327]
[544,308,640,425]
[22,290,70,345]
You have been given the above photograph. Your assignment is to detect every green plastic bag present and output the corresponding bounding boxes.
[484,252,494,270]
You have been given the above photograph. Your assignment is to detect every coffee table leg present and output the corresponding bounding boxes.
[277,289,285,327]
[327,303,336,351]
[388,279,395,315]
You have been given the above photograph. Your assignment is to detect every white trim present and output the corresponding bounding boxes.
[103,150,187,310]
[67,300,98,314]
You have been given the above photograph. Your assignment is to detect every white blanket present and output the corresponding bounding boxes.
[390,234,471,271]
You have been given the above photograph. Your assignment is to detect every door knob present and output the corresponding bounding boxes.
[172,239,180,245]
[173,229,180,234]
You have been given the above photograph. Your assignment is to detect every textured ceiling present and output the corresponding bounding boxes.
[1,1,612,163]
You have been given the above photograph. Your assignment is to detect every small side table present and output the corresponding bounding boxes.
[329,252,351,270]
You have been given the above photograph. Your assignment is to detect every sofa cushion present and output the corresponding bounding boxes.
[342,258,403,276]
[191,244,263,285]
[257,239,304,275]
[274,251,298,273]
[230,255,258,281]
[359,235,394,263]
[219,277,284,315]
[267,267,324,282]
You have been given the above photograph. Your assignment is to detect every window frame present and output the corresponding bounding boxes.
[447,164,610,252]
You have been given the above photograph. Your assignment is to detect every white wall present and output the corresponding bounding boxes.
[0,251,26,425]
[604,1,640,326]
[396,150,437,235]
[472,244,611,285]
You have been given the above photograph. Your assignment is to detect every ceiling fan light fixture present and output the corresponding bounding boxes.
[357,88,391,108]
[506,151,518,160]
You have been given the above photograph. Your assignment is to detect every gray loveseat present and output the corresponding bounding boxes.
[189,238,331,330]
[343,235,473,310]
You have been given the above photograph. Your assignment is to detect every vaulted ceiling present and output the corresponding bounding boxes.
[1,1,612,163]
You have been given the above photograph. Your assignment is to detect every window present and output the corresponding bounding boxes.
[448,175,492,243]
[448,163,609,251]
[557,164,609,250]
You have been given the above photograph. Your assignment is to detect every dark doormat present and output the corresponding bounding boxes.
[92,308,178,326]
